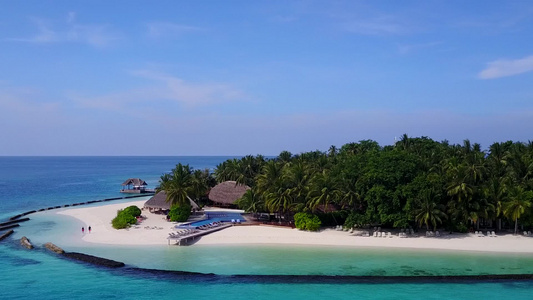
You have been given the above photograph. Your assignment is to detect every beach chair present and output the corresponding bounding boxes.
[528,231,532,236]
[373,231,378,237]
[491,231,496,237]
[435,231,440,237]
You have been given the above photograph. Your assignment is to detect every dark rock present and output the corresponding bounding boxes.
[0,230,14,241]
[0,224,20,231]
[0,218,30,227]
[9,214,23,221]
[44,242,65,254]
[63,252,125,268]
[20,236,34,249]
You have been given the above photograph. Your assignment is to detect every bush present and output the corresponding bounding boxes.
[122,205,141,217]
[112,210,137,229]
[294,212,321,231]
[111,206,141,229]
[168,205,192,222]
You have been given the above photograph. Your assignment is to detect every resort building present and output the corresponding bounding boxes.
[120,178,153,194]
[208,181,250,207]
[144,191,199,212]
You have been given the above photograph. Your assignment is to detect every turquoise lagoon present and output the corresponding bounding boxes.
[1,157,533,299]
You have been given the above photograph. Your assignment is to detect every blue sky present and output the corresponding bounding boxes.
[1,1,532,155]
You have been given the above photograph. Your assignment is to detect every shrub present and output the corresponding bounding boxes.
[122,205,141,217]
[111,206,141,229]
[112,210,137,229]
[168,204,192,222]
[294,212,321,231]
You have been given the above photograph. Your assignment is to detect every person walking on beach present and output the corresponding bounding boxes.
[82,227,85,234]
[88,226,91,233]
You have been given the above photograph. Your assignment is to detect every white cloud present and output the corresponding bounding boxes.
[70,70,248,117]
[478,55,533,79]
[146,22,204,38]
[4,14,120,47]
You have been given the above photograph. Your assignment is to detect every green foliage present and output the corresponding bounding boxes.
[316,211,349,227]
[344,212,370,229]
[168,205,192,222]
[294,212,321,231]
[453,222,468,233]
[208,136,533,233]
[122,205,141,217]
[112,208,139,229]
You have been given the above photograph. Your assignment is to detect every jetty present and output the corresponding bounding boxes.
[168,223,232,245]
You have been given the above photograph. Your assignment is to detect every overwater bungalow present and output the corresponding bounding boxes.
[120,178,154,194]
[208,181,250,207]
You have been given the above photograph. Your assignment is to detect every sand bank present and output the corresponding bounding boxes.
[57,200,533,253]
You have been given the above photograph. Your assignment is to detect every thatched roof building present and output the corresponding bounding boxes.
[122,178,147,187]
[144,191,199,211]
[208,181,250,205]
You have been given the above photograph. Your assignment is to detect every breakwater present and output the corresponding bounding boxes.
[117,267,533,284]
[6,193,153,221]
[0,230,14,241]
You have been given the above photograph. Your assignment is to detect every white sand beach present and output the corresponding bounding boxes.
[58,200,533,253]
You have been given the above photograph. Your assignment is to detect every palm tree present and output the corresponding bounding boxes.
[413,190,447,231]
[158,163,194,207]
[278,150,292,163]
[236,189,264,216]
[256,160,283,195]
[307,170,341,212]
[483,177,507,230]
[503,186,533,234]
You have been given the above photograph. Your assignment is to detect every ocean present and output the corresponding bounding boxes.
[1,156,532,300]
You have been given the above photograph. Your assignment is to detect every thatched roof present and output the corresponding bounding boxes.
[144,191,199,210]
[122,178,147,186]
[208,181,250,205]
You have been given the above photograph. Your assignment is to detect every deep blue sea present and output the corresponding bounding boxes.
[1,157,533,300]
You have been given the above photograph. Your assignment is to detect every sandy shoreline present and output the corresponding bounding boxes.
[57,200,533,253]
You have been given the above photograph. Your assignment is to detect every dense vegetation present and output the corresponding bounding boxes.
[168,204,192,222]
[157,163,215,207]
[216,135,533,234]
[112,205,141,229]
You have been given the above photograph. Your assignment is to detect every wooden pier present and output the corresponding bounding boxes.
[168,224,233,245]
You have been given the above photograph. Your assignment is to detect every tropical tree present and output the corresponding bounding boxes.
[158,163,194,207]
[236,189,264,216]
[413,190,447,231]
[307,170,341,213]
[503,186,533,234]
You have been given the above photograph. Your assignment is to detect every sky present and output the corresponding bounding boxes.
[1,0,532,156]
